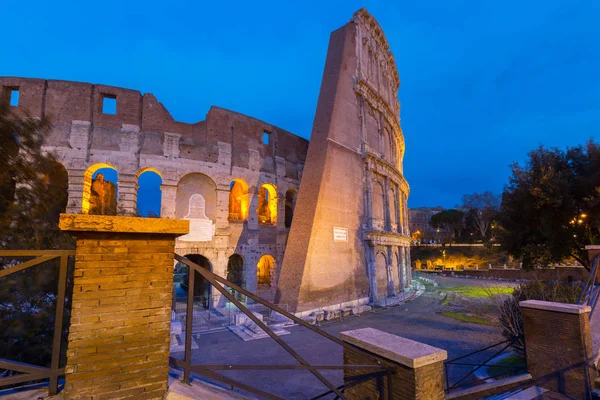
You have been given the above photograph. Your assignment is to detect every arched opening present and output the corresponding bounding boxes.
[375,252,388,300]
[257,183,277,225]
[181,254,212,309]
[228,179,249,221]
[176,173,217,220]
[284,189,296,228]
[136,168,162,217]
[257,254,275,287]
[227,254,245,302]
[45,162,69,223]
[82,163,118,215]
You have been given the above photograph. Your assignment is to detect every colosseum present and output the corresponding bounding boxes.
[0,8,411,315]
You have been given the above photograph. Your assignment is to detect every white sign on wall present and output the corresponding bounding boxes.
[333,227,348,242]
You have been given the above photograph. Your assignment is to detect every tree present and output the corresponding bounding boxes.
[430,209,464,243]
[461,191,500,240]
[0,103,73,372]
[497,141,600,270]
[0,102,72,250]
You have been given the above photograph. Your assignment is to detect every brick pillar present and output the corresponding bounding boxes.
[341,328,447,400]
[59,214,189,400]
[520,300,596,399]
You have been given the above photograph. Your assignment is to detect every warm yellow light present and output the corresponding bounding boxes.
[82,163,117,214]
[581,213,587,218]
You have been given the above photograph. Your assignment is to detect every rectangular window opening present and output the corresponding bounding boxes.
[262,131,270,145]
[9,88,19,107]
[101,95,117,115]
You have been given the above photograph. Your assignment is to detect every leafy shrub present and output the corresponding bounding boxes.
[498,280,582,358]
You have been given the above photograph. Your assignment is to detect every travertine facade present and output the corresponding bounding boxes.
[0,8,411,312]
[277,9,411,312]
[0,76,307,303]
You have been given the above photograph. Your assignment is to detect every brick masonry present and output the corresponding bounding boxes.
[59,214,188,400]
[521,301,597,399]
[341,328,446,400]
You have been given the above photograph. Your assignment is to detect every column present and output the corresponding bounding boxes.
[247,186,259,230]
[341,328,447,400]
[66,168,86,214]
[215,186,230,230]
[117,173,137,215]
[383,177,391,232]
[160,181,178,218]
[59,214,189,400]
[364,167,373,230]
[400,246,407,289]
[405,246,412,286]
[521,300,596,399]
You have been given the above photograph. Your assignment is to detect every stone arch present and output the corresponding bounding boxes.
[257,183,277,225]
[227,254,245,302]
[375,251,388,300]
[229,178,249,221]
[284,189,296,229]
[176,173,217,220]
[136,168,162,217]
[82,163,118,215]
[257,254,276,286]
[181,253,212,309]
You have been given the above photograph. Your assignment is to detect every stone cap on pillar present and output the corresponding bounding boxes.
[59,214,189,236]
[340,327,447,368]
[520,300,591,315]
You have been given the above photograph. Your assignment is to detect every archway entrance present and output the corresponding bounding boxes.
[227,254,245,302]
[181,254,212,309]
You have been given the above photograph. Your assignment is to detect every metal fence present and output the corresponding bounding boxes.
[0,250,75,395]
[170,254,392,400]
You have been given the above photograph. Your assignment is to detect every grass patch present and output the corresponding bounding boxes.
[442,311,498,326]
[444,286,514,298]
[487,354,526,377]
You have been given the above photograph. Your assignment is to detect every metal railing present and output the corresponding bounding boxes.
[444,339,527,393]
[578,254,600,317]
[0,250,74,395]
[171,254,392,400]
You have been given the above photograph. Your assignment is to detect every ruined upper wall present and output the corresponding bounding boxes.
[0,77,309,171]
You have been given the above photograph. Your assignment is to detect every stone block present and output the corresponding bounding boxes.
[342,307,352,317]
[313,310,325,322]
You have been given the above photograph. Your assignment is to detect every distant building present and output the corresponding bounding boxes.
[408,207,450,242]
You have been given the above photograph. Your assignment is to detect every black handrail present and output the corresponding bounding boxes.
[444,339,526,392]
[172,254,391,400]
[0,250,74,395]
[578,254,600,317]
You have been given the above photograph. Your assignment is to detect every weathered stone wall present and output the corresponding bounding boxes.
[0,76,308,302]
[419,267,588,282]
[277,8,411,313]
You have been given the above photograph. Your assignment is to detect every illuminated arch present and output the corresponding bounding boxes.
[82,163,118,215]
[257,254,276,286]
[136,168,162,217]
[257,183,277,225]
[228,178,249,221]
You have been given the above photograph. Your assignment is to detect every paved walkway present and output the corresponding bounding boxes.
[175,275,505,399]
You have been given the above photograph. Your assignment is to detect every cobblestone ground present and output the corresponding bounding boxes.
[177,275,509,399]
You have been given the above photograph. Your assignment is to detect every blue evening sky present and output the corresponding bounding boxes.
[4,0,599,210]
